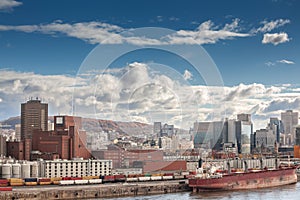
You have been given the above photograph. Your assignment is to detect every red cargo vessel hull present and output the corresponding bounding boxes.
[189,167,297,192]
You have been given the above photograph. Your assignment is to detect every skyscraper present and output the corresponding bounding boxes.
[281,110,298,145]
[21,98,48,140]
[236,114,253,154]
[21,98,48,160]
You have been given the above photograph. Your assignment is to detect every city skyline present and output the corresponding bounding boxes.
[0,0,300,131]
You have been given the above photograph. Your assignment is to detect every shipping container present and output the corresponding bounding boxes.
[0,187,12,191]
[51,177,62,182]
[102,175,115,182]
[71,177,82,180]
[162,175,173,180]
[52,181,60,185]
[39,181,52,185]
[9,182,24,186]
[8,178,23,183]
[59,180,75,185]
[114,175,126,182]
[173,175,185,180]
[88,179,102,184]
[150,176,162,181]
[74,180,89,184]
[25,182,38,186]
[82,176,99,180]
[126,177,138,182]
[38,178,51,182]
[62,177,72,180]
[24,178,37,182]
[138,176,151,181]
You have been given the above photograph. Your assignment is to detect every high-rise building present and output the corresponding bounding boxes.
[15,124,21,141]
[255,129,276,149]
[193,121,224,150]
[235,114,253,154]
[21,98,48,140]
[281,110,298,145]
[161,124,174,137]
[153,122,161,137]
[269,118,283,144]
[20,98,48,160]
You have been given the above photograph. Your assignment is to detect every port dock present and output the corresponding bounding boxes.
[0,180,190,200]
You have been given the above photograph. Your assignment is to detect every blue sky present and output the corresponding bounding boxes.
[0,0,299,130]
[0,0,299,85]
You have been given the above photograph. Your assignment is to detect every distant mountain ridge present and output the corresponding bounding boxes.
[0,116,153,135]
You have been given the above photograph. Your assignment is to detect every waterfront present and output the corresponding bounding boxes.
[110,182,300,200]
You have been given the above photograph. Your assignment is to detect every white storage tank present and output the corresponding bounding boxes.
[12,163,21,178]
[21,163,31,178]
[2,163,12,179]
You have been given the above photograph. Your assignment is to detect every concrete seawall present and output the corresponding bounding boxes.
[0,180,191,200]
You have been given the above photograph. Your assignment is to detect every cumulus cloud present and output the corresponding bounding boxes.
[1,65,299,131]
[0,0,22,11]
[254,19,290,33]
[277,59,295,65]
[262,32,290,45]
[183,70,193,80]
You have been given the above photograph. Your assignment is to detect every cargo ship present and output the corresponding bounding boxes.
[189,162,297,192]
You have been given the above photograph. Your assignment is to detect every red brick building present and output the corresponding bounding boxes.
[31,116,91,160]
[6,141,24,160]
[92,146,163,168]
[7,115,91,160]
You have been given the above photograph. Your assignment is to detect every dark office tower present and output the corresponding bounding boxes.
[21,98,48,140]
[21,98,48,160]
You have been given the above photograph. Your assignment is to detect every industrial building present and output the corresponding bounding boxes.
[0,158,112,179]
[40,158,112,178]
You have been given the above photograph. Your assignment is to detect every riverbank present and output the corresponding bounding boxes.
[0,180,191,200]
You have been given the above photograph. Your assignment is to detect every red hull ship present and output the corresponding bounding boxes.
[189,167,297,192]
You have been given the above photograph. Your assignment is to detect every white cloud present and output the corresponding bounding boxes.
[265,61,276,66]
[254,19,290,33]
[277,59,295,65]
[0,0,22,11]
[183,70,193,80]
[0,19,250,45]
[262,32,290,45]
[167,19,250,45]
[1,66,299,131]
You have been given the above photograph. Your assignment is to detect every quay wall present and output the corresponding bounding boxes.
[0,181,190,200]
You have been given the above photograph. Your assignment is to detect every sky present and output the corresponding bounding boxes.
[0,0,300,130]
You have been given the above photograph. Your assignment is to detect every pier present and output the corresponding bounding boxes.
[0,180,191,200]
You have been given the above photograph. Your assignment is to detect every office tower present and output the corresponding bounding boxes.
[21,98,48,160]
[281,110,298,145]
[21,98,48,140]
[15,124,21,141]
[153,122,161,137]
[236,114,253,154]
[269,118,283,144]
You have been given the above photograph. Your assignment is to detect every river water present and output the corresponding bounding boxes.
[108,182,300,200]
